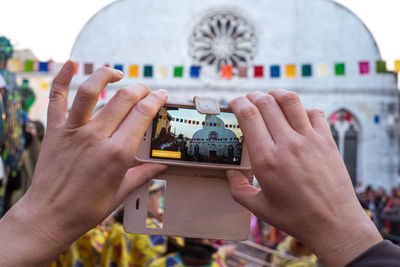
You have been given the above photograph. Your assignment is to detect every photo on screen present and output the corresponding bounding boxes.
[150,107,243,165]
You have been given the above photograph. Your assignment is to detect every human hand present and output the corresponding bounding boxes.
[227,89,382,267]
[0,61,167,266]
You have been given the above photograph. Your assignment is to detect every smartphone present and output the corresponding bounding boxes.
[136,101,250,170]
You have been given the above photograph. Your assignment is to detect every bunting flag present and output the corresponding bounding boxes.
[156,66,168,78]
[302,64,312,77]
[235,66,246,78]
[316,63,328,77]
[144,65,153,77]
[359,61,369,74]
[38,62,49,72]
[128,65,139,77]
[24,60,34,72]
[286,64,296,77]
[9,59,400,79]
[376,61,387,73]
[166,115,240,128]
[84,63,94,75]
[221,65,233,79]
[253,65,263,78]
[173,66,184,78]
[190,66,201,78]
[114,64,123,73]
[270,65,280,78]
[8,58,22,72]
[335,63,345,76]
[395,60,400,73]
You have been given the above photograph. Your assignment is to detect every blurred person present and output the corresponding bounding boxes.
[148,239,229,267]
[270,236,318,267]
[1,62,400,267]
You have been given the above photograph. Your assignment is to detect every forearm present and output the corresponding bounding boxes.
[0,199,69,267]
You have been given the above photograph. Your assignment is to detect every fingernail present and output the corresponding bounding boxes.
[156,89,168,95]
[116,70,124,76]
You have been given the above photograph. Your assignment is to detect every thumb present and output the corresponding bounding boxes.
[108,163,167,213]
[226,170,268,217]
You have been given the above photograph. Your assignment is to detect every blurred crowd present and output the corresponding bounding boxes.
[356,183,400,243]
[49,182,242,267]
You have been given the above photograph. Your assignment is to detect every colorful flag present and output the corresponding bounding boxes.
[38,62,49,72]
[144,65,153,77]
[156,66,168,78]
[359,62,369,74]
[253,65,264,78]
[84,63,94,75]
[316,63,328,77]
[221,65,233,79]
[7,58,22,72]
[24,60,34,72]
[335,63,345,76]
[114,64,123,73]
[128,65,139,77]
[302,64,312,77]
[238,66,248,78]
[190,66,201,78]
[270,65,280,78]
[376,61,386,73]
[174,66,184,78]
[394,60,400,73]
[285,64,296,78]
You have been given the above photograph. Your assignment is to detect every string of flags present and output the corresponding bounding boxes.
[160,115,240,128]
[7,58,400,79]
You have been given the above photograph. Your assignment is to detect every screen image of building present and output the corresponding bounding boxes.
[69,0,399,189]
[189,114,241,163]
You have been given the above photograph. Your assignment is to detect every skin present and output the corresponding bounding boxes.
[0,61,168,267]
[226,90,382,267]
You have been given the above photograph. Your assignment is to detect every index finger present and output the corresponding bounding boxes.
[67,67,123,129]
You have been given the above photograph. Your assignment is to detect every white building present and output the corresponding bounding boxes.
[189,114,241,163]
[70,0,399,190]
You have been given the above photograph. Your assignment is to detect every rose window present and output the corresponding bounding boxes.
[189,11,258,72]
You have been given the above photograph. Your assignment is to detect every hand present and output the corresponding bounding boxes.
[227,89,382,267]
[0,61,167,266]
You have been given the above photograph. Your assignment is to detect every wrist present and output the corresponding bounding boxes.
[306,209,382,267]
[0,196,71,266]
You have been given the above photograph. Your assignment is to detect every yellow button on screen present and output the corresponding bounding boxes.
[152,150,181,159]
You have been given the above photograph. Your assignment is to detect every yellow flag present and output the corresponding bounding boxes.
[394,60,400,73]
[41,81,49,91]
[285,64,296,78]
[128,65,139,77]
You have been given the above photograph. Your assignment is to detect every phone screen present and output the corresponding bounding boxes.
[150,106,243,165]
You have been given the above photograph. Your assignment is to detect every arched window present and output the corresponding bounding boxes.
[329,110,360,186]
[194,144,200,157]
[228,145,234,158]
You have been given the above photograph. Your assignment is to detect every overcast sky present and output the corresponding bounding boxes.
[1,0,399,68]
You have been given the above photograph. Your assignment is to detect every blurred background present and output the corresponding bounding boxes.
[1,0,400,266]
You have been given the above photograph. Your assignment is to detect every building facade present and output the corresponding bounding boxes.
[70,0,399,189]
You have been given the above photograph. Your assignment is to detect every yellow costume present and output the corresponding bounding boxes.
[149,252,225,267]
[270,236,318,267]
